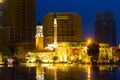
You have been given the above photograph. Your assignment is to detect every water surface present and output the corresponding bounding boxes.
[0,63,120,80]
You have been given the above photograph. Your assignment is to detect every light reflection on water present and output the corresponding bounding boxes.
[0,63,120,80]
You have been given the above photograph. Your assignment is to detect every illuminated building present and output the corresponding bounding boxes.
[0,1,2,28]
[32,41,113,63]
[0,1,3,44]
[35,22,44,51]
[36,66,44,80]
[2,0,36,46]
[43,12,82,47]
[34,42,89,63]
[98,43,112,63]
[53,12,57,46]
[56,42,89,63]
[95,12,116,46]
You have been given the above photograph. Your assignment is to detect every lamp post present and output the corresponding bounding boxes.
[87,38,92,45]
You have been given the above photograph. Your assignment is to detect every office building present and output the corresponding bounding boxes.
[0,2,2,27]
[43,12,82,47]
[0,1,2,28]
[2,0,36,46]
[95,12,116,46]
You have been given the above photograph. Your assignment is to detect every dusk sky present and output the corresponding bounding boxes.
[36,0,120,45]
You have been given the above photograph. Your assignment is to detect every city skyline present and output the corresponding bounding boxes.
[36,0,120,45]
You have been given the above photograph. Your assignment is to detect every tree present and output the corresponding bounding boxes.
[114,49,120,63]
[52,55,58,63]
[115,49,120,56]
[87,43,99,63]
[1,47,11,56]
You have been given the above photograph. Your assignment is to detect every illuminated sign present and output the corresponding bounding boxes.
[57,16,68,20]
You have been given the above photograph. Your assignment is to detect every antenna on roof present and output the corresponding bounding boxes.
[54,10,57,18]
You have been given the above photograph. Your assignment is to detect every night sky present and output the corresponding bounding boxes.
[36,0,120,45]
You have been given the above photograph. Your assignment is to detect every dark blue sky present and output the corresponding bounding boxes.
[36,0,120,45]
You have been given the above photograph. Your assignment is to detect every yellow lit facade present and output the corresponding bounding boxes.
[43,12,82,47]
[35,24,44,51]
[36,38,44,51]
[0,0,3,2]
[98,43,112,63]
[53,14,57,45]
[32,42,112,63]
[34,42,90,63]
[56,42,90,63]
[35,52,55,62]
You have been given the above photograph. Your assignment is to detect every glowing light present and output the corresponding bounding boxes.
[48,43,57,48]
[64,56,67,62]
[87,38,92,45]
[36,67,44,80]
[54,14,57,45]
[42,59,49,62]
[29,58,36,63]
[26,63,37,67]
[57,16,68,20]
[44,46,54,51]
[7,59,14,65]
[54,18,57,25]
[0,0,3,2]
[87,65,91,80]
[60,57,63,61]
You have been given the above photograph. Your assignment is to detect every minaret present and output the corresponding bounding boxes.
[54,12,57,46]
[35,22,44,51]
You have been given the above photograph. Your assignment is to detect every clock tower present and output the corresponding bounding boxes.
[35,22,44,51]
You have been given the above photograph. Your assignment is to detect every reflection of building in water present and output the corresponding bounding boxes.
[54,67,57,80]
[43,66,57,80]
[36,66,45,80]
[87,65,91,80]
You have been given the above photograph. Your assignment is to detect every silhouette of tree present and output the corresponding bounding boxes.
[1,47,11,56]
[114,49,120,63]
[87,43,99,63]
[52,56,58,63]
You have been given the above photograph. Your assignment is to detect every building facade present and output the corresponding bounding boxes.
[31,42,112,63]
[0,1,3,44]
[95,12,116,46]
[35,23,44,51]
[43,12,82,47]
[2,0,36,47]
[0,1,2,28]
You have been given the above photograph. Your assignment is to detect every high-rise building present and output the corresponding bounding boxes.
[0,1,3,28]
[95,12,116,46]
[43,12,82,47]
[2,0,36,46]
[0,1,4,44]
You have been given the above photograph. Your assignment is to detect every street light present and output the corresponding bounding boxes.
[87,38,92,45]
